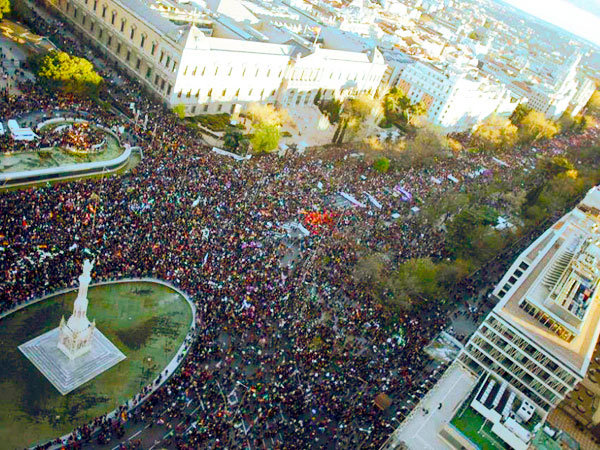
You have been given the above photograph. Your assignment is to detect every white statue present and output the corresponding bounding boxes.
[57,259,96,360]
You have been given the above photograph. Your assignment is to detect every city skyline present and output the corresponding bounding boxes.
[499,0,600,47]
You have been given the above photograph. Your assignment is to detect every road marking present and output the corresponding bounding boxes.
[129,429,142,439]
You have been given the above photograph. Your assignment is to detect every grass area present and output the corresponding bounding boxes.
[451,406,509,450]
[0,282,192,449]
[190,113,245,132]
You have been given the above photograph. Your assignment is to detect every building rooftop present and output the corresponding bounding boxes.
[493,187,600,377]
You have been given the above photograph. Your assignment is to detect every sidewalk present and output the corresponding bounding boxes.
[386,363,477,450]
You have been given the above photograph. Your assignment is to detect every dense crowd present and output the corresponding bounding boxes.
[0,3,599,449]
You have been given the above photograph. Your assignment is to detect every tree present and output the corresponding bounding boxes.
[519,111,559,142]
[35,51,102,95]
[473,115,518,151]
[373,157,390,173]
[223,128,249,154]
[382,87,425,126]
[172,104,186,119]
[404,125,448,167]
[0,0,9,20]
[510,103,532,125]
[247,103,289,127]
[585,90,600,117]
[250,124,280,153]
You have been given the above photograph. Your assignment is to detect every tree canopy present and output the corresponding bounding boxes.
[382,87,426,126]
[586,90,600,117]
[246,103,289,127]
[172,104,186,119]
[473,115,518,151]
[35,51,102,95]
[250,124,280,154]
[519,111,559,142]
[403,125,448,167]
[0,0,10,20]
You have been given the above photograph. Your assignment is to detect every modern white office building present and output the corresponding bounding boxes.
[47,0,387,115]
[525,53,595,120]
[394,60,518,132]
[459,186,600,417]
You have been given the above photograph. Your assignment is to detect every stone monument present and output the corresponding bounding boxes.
[19,259,126,395]
[57,259,96,359]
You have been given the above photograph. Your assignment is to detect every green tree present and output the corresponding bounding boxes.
[0,0,10,20]
[373,157,390,173]
[250,124,280,153]
[223,128,249,154]
[519,111,559,142]
[35,51,102,95]
[172,104,186,119]
[383,87,425,126]
[473,115,518,151]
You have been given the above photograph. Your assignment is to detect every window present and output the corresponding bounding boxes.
[116,42,121,54]
[235,89,240,97]
[260,89,264,99]
[172,61,177,73]
[191,106,196,114]
[248,88,252,96]
[82,15,85,26]
[93,0,97,10]
[184,66,188,76]
[201,67,205,76]
[136,58,141,70]
[102,5,106,18]
[186,90,191,98]
[203,104,209,112]
[146,67,151,79]
[166,85,172,95]
[161,79,166,90]
[154,74,160,85]
[111,11,116,25]
[166,56,171,67]
[195,89,200,98]
[90,22,94,32]
[159,51,164,64]
[107,35,112,46]
[126,50,131,62]
[120,19,125,33]
[140,34,145,49]
[98,29,103,39]
[267,69,271,77]
[207,88,212,97]
[222,89,226,97]
[177,90,182,98]
[215,67,218,75]
[73,8,77,18]
[151,42,157,55]
[255,68,259,77]
[217,104,222,112]
[270,90,276,97]
[228,67,232,76]
[130,27,135,40]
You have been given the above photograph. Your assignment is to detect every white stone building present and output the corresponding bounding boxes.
[48,0,386,115]
[526,53,595,120]
[458,186,600,417]
[394,60,518,132]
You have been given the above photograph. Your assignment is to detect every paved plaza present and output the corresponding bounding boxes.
[390,363,477,450]
[19,327,126,395]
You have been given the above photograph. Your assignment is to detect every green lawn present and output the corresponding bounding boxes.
[451,406,509,450]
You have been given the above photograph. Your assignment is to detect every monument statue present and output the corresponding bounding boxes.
[19,258,125,395]
[57,259,96,360]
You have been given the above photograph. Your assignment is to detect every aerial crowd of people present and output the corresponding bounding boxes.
[0,3,599,449]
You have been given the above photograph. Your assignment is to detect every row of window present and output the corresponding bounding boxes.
[76,0,178,72]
